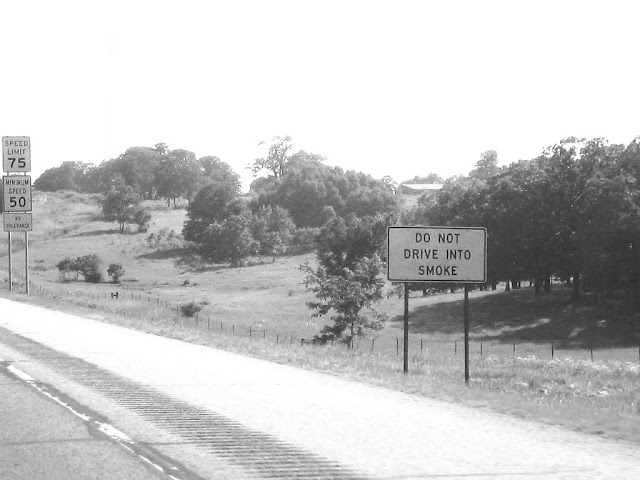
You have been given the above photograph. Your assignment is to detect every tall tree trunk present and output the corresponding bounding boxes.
[349,322,354,349]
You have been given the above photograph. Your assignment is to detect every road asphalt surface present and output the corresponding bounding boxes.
[1,296,639,479]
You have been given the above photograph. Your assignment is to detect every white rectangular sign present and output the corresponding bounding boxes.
[3,213,32,232]
[3,136,31,172]
[387,226,487,283]
[3,175,32,212]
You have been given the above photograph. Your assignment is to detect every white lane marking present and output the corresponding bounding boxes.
[7,363,93,422]
[7,364,36,382]
[96,421,134,443]
[0,356,182,480]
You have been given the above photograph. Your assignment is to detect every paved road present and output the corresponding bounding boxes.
[0,359,167,480]
[1,297,639,479]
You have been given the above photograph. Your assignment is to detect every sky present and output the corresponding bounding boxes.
[1,0,639,192]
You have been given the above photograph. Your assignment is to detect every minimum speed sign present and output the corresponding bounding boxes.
[3,175,32,212]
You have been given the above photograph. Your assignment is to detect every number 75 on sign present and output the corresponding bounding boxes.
[3,136,31,172]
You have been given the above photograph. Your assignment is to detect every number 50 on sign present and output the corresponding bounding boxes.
[3,176,32,212]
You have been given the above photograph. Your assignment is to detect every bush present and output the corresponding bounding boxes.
[145,228,187,251]
[85,271,103,283]
[180,301,203,317]
[134,208,152,233]
[201,213,259,267]
[76,254,103,283]
[107,263,125,283]
[56,257,75,280]
[57,254,103,283]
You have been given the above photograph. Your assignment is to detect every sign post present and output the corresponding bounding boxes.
[387,226,487,380]
[2,136,32,294]
[7,231,11,292]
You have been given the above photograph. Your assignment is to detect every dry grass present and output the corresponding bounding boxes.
[1,191,639,444]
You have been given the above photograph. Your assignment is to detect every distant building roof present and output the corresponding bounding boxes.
[399,183,443,193]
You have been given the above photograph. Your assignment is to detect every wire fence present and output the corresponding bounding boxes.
[8,280,640,366]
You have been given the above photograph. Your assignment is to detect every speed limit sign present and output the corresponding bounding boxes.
[3,136,31,172]
[3,175,32,212]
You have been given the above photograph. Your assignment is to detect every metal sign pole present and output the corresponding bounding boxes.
[24,231,29,294]
[464,285,470,384]
[8,231,12,292]
[404,282,409,374]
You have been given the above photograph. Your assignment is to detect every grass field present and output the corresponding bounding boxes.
[1,191,639,444]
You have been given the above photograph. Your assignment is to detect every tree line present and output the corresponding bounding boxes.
[184,136,399,265]
[34,143,239,207]
[37,134,640,343]
[35,137,400,267]
[406,138,640,298]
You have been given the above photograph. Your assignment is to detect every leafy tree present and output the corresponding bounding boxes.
[469,150,500,180]
[250,206,296,260]
[252,157,398,227]
[107,263,125,283]
[154,149,197,206]
[58,254,103,283]
[248,176,279,198]
[201,211,259,267]
[302,214,391,344]
[289,227,322,254]
[200,156,241,187]
[183,181,243,243]
[104,147,160,198]
[315,214,389,276]
[76,254,103,283]
[56,257,76,280]
[302,254,387,345]
[101,185,147,232]
[133,208,152,233]
[81,164,104,193]
[34,161,93,192]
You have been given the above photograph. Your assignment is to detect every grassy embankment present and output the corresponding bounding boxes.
[1,191,639,444]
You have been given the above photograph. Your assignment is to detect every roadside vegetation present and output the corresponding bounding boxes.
[2,279,638,445]
[1,135,639,445]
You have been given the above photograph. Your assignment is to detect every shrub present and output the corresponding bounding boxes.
[180,301,203,317]
[85,271,103,283]
[201,213,259,267]
[134,208,152,233]
[145,228,187,251]
[101,186,141,232]
[57,254,103,283]
[56,257,75,280]
[107,263,125,283]
[76,254,103,283]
